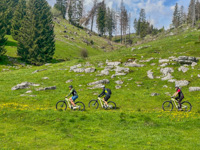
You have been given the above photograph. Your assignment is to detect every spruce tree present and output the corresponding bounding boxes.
[0,0,7,56]
[96,0,106,36]
[188,0,196,27]
[106,8,115,40]
[17,0,55,65]
[54,0,66,19]
[172,3,180,28]
[11,0,26,41]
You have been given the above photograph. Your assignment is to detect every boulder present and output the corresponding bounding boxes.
[115,66,129,73]
[106,61,121,66]
[42,77,49,80]
[159,59,169,63]
[115,85,122,89]
[32,69,47,74]
[88,79,110,86]
[160,67,174,76]
[178,66,189,73]
[25,90,32,94]
[163,85,168,88]
[115,72,127,76]
[175,80,189,87]
[139,57,154,63]
[168,79,177,83]
[178,56,197,64]
[189,87,200,92]
[115,80,124,85]
[124,62,144,67]
[131,48,136,51]
[191,62,197,67]
[151,93,159,96]
[147,70,154,79]
[36,86,56,91]
[161,74,173,81]
[73,68,85,73]
[66,79,73,83]
[160,63,169,67]
[85,68,96,73]
[198,74,200,78]
[88,84,104,89]
[100,69,110,75]
[12,82,38,90]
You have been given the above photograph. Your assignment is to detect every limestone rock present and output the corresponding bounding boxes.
[88,84,104,89]
[115,85,122,89]
[175,80,189,87]
[151,93,159,96]
[36,86,56,91]
[115,80,124,85]
[161,74,173,81]
[139,57,154,63]
[147,70,154,79]
[178,66,189,73]
[115,66,129,73]
[85,68,96,73]
[198,74,200,78]
[106,61,121,66]
[88,79,110,86]
[189,87,200,92]
[12,82,39,90]
[178,56,197,64]
[160,67,174,76]
[42,77,49,80]
[159,59,169,63]
[32,69,47,74]
[124,62,144,67]
[66,79,73,83]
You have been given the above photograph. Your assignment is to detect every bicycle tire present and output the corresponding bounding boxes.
[107,101,116,109]
[88,100,99,109]
[56,100,67,111]
[181,101,192,112]
[74,101,85,111]
[162,101,173,111]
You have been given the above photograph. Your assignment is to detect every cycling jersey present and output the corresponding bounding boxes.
[67,88,78,97]
[177,88,184,99]
[99,88,111,97]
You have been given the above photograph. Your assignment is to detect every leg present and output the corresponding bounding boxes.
[69,97,76,107]
[103,95,110,106]
[179,97,184,109]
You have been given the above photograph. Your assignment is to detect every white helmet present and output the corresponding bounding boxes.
[101,85,105,88]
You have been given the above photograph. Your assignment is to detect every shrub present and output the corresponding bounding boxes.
[80,48,88,58]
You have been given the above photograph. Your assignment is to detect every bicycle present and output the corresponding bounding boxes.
[88,97,116,110]
[162,97,192,112]
[56,98,85,111]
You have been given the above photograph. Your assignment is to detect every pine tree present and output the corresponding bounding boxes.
[90,0,97,32]
[96,0,106,36]
[17,0,55,65]
[11,0,26,41]
[195,0,200,21]
[139,9,147,38]
[0,0,7,56]
[54,0,67,19]
[106,8,115,40]
[188,0,196,27]
[172,3,180,28]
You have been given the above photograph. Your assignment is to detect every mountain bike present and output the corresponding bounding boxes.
[56,98,85,111]
[88,97,116,110]
[162,97,192,112]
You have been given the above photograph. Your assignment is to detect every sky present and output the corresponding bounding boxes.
[47,0,191,33]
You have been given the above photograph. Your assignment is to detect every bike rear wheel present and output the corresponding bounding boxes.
[74,101,85,111]
[106,101,116,109]
[162,101,173,111]
[88,100,99,109]
[181,101,192,112]
[56,101,67,111]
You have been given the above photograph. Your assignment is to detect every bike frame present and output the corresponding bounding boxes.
[171,98,187,109]
[65,98,73,108]
[98,97,105,108]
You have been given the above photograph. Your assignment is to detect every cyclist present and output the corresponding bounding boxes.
[98,85,112,108]
[66,85,78,108]
[172,85,184,110]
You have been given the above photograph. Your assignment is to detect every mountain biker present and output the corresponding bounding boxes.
[66,85,78,108]
[98,85,112,108]
[172,85,184,110]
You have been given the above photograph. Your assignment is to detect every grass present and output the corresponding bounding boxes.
[0,19,200,149]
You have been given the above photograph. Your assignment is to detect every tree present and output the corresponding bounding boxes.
[17,0,55,65]
[172,3,180,28]
[188,0,196,27]
[120,0,128,43]
[11,0,26,41]
[54,0,67,19]
[139,9,148,38]
[106,8,115,40]
[96,0,106,36]
[90,0,97,32]
[0,0,7,56]
[180,6,186,25]
[195,0,200,21]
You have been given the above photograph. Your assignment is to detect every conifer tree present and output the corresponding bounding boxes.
[54,0,66,19]
[96,0,106,36]
[11,0,26,41]
[0,0,7,56]
[17,0,55,65]
[188,0,196,27]
[195,0,200,21]
[106,8,115,40]
[172,3,180,28]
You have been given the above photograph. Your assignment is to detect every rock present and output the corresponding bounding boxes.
[73,68,85,73]
[175,80,189,87]
[139,57,154,63]
[85,68,96,73]
[115,72,127,76]
[111,74,116,78]
[165,92,171,96]
[12,82,33,90]
[198,74,200,78]
[105,66,114,70]
[36,86,56,91]
[191,62,197,67]
[168,79,177,83]
[161,74,173,81]
[88,84,104,89]
[138,45,151,50]
[25,90,32,94]
[88,79,110,86]
[169,32,174,36]
[178,66,189,73]
[163,85,168,88]
[151,93,159,96]
[151,63,156,66]
[115,80,124,85]
[115,66,129,73]
[147,70,154,79]
[159,59,169,63]
[32,69,47,74]
[66,79,73,83]
[160,67,174,76]
[160,63,169,67]
[42,77,49,80]
[85,62,92,67]
[100,69,110,75]
[32,84,40,87]
[178,56,197,64]
[124,62,144,67]
[98,62,104,67]
[106,61,121,66]
[189,87,200,92]
[131,48,136,51]
[115,85,122,89]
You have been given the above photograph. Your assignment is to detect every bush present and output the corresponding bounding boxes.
[80,48,88,58]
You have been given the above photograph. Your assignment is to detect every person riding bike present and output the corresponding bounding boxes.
[172,85,184,111]
[66,85,78,108]
[98,85,112,108]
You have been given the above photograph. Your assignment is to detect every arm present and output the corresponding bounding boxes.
[98,89,105,97]
[172,92,178,97]
[66,89,73,97]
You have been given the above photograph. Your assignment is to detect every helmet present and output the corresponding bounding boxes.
[175,85,179,88]
[101,85,105,88]
[69,85,73,88]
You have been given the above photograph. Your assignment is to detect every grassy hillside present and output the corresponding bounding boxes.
[0,20,200,149]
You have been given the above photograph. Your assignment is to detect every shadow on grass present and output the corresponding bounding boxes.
[6,40,18,47]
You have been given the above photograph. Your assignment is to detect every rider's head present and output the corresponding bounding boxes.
[69,85,73,89]
[101,85,105,89]
[175,85,179,89]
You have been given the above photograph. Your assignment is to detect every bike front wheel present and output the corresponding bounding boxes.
[181,101,192,112]
[88,100,99,109]
[56,101,67,111]
[74,101,85,111]
[107,101,116,109]
[162,101,173,111]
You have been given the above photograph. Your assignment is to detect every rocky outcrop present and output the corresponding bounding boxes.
[189,87,200,92]
[106,61,121,66]
[124,62,144,67]
[12,82,40,90]
[177,56,198,64]
[147,70,154,79]
[115,80,124,85]
[178,66,189,73]
[175,80,189,87]
[88,79,110,86]
[85,68,96,73]
[160,67,174,76]
[36,86,56,91]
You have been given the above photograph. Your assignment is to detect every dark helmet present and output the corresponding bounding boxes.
[69,85,73,88]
